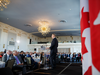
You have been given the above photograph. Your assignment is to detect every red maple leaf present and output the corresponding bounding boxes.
[81,7,90,55]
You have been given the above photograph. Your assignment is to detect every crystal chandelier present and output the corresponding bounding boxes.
[38,21,50,36]
[0,0,10,11]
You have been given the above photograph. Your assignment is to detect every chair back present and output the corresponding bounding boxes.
[25,57,31,65]
[0,67,13,75]
[42,57,46,64]
[6,60,15,69]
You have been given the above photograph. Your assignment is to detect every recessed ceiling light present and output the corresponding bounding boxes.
[59,20,67,23]
[69,9,71,10]
[58,13,60,15]
[7,18,9,20]
[24,23,32,27]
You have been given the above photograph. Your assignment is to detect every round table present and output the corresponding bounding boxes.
[32,57,40,62]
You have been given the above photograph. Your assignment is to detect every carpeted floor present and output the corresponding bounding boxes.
[25,63,82,75]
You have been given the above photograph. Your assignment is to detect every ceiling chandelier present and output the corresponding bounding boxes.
[0,0,10,11]
[38,21,50,36]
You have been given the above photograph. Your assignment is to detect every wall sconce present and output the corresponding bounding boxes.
[18,46,19,49]
[3,44,5,48]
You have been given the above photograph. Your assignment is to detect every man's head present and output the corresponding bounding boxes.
[6,50,11,55]
[26,52,29,55]
[30,52,33,55]
[51,34,56,39]
[20,51,24,54]
[13,50,18,56]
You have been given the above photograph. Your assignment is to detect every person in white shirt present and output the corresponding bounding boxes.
[31,52,36,58]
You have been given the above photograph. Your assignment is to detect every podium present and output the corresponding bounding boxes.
[40,45,51,70]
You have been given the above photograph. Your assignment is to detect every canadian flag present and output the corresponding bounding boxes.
[81,0,100,75]
[80,0,92,75]
[89,0,100,75]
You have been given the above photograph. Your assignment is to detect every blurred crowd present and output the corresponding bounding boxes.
[0,49,82,74]
[0,49,81,63]
[56,52,81,63]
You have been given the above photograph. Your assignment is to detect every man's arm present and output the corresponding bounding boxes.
[49,39,56,50]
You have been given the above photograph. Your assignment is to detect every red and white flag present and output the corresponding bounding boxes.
[89,0,100,75]
[81,0,100,75]
[80,0,92,75]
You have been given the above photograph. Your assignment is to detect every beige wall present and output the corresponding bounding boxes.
[0,22,40,51]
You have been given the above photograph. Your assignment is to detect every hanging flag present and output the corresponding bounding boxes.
[80,0,92,75]
[89,0,100,75]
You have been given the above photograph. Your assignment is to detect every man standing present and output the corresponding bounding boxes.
[47,34,58,69]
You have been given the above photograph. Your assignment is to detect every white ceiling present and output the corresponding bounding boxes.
[0,0,80,38]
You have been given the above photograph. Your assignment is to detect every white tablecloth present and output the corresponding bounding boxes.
[32,57,40,62]
[34,59,40,62]
[0,61,5,68]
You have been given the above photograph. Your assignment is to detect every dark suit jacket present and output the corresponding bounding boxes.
[2,54,12,62]
[19,54,25,62]
[10,55,23,66]
[49,38,58,55]
[67,54,70,57]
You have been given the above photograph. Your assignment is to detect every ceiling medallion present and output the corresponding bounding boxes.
[0,0,10,11]
[38,21,50,36]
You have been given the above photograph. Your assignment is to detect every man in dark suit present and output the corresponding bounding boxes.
[67,53,70,62]
[47,34,58,69]
[2,50,12,63]
[4,49,6,53]
[19,51,25,62]
[10,50,26,75]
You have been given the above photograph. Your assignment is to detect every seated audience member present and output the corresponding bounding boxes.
[30,52,33,58]
[33,52,36,57]
[72,53,76,62]
[76,53,80,62]
[10,51,13,56]
[63,53,67,62]
[37,53,40,57]
[58,53,61,63]
[11,50,26,75]
[19,51,25,62]
[0,52,2,58]
[67,53,70,62]
[31,53,34,57]
[79,53,81,60]
[35,53,38,57]
[2,50,12,63]
[40,52,46,64]
[61,53,64,61]
[1,52,4,56]
[0,52,2,61]
[4,49,6,53]
[26,52,38,69]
